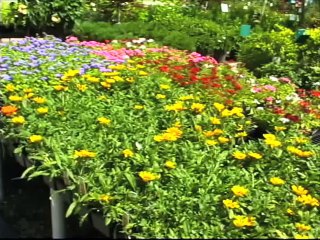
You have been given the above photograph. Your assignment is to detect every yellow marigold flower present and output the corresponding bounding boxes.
[210,117,221,125]
[235,131,247,138]
[275,126,287,131]
[164,160,177,169]
[206,140,218,146]
[37,107,49,114]
[203,129,223,137]
[166,127,183,138]
[54,85,68,91]
[231,107,244,117]
[99,194,113,203]
[191,103,206,113]
[74,150,97,158]
[223,199,240,209]
[179,95,194,101]
[233,216,256,228]
[232,151,247,160]
[270,177,285,185]
[9,95,23,102]
[263,133,277,140]
[218,136,229,143]
[195,125,202,132]
[292,185,308,196]
[139,171,160,182]
[109,65,126,70]
[294,234,310,239]
[25,93,34,99]
[160,84,170,90]
[100,82,112,89]
[248,152,262,159]
[97,117,111,125]
[295,223,312,232]
[221,109,233,117]
[165,102,186,112]
[84,75,100,83]
[122,149,134,158]
[134,105,144,110]
[156,94,166,99]
[23,88,33,93]
[113,76,124,82]
[29,135,43,143]
[296,194,319,207]
[213,102,225,112]
[106,78,116,84]
[136,64,145,69]
[11,116,26,124]
[264,139,282,148]
[32,97,46,104]
[154,135,165,142]
[231,185,249,197]
[103,71,120,76]
[76,84,88,92]
[287,208,294,215]
[5,84,15,92]
[126,77,135,83]
[138,71,148,76]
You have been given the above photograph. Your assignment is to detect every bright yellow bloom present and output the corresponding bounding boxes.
[287,208,294,215]
[223,199,240,209]
[32,97,46,104]
[99,194,113,203]
[103,71,120,76]
[139,171,160,182]
[231,185,249,197]
[105,78,116,84]
[61,69,80,81]
[165,102,187,112]
[213,102,225,112]
[164,160,177,169]
[232,151,247,160]
[109,65,126,70]
[74,150,97,158]
[112,76,124,82]
[37,107,49,114]
[9,95,23,102]
[235,131,247,138]
[275,126,287,131]
[210,117,221,125]
[122,149,134,158]
[136,64,145,69]
[292,185,308,196]
[84,75,100,83]
[218,136,229,143]
[265,138,282,147]
[166,127,183,137]
[97,117,111,125]
[287,146,314,158]
[294,234,310,239]
[221,109,233,117]
[295,137,309,144]
[206,140,218,146]
[231,107,244,117]
[11,116,25,124]
[29,135,43,143]
[233,216,256,227]
[138,71,148,76]
[248,152,262,159]
[270,177,285,185]
[160,84,170,90]
[296,194,319,207]
[134,105,145,110]
[76,84,88,92]
[54,85,68,91]
[191,103,206,113]
[100,81,112,89]
[23,88,33,93]
[179,95,194,101]
[263,133,277,140]
[295,223,312,232]
[154,135,165,142]
[126,77,135,83]
[5,84,15,92]
[154,127,183,142]
[156,94,166,99]
[195,125,202,132]
[25,93,34,99]
[203,129,223,137]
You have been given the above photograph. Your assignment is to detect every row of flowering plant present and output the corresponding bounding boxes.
[0,36,320,239]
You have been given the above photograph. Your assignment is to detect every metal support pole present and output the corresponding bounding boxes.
[0,140,5,202]
[50,182,67,239]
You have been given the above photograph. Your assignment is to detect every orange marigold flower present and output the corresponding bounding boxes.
[1,105,18,116]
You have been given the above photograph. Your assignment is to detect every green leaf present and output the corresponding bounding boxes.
[66,201,78,218]
[124,172,137,191]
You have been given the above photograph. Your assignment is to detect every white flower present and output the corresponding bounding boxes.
[253,99,260,104]
[18,4,28,15]
[126,42,132,48]
[280,118,290,123]
[90,2,96,7]
[139,45,146,50]
[275,100,282,104]
[269,76,278,82]
[92,7,97,11]
[135,142,143,150]
[51,15,61,23]
[147,39,154,43]
[139,38,146,42]
[256,107,264,111]
[111,40,118,44]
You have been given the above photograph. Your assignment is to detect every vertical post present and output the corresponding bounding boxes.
[50,181,67,239]
[0,140,5,202]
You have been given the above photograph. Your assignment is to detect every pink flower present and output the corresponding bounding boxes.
[264,85,277,92]
[265,96,275,102]
[279,77,291,84]
[251,87,262,93]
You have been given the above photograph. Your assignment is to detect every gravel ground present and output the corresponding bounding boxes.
[0,151,106,238]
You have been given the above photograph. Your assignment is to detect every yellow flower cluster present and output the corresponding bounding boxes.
[210,117,221,125]
[74,150,97,158]
[76,84,88,92]
[9,95,23,102]
[61,69,80,81]
[233,215,256,228]
[232,151,262,160]
[295,223,312,232]
[179,95,194,101]
[263,134,282,148]
[97,117,111,125]
[296,194,319,207]
[160,84,171,90]
[292,185,308,195]
[154,126,183,142]
[165,101,187,112]
[37,107,49,114]
[270,177,285,185]
[139,171,160,182]
[99,194,113,203]
[122,149,134,158]
[11,116,25,125]
[33,97,46,104]
[274,126,287,131]
[53,85,68,91]
[5,84,15,92]
[164,160,177,169]
[287,146,314,158]
[156,94,166,99]
[223,199,240,209]
[231,185,249,197]
[83,74,100,83]
[29,135,43,143]
[203,129,223,137]
[221,107,244,118]
[191,103,206,113]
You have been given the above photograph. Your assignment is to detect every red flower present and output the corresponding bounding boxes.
[284,113,300,122]
[159,66,170,72]
[310,90,320,98]
[273,107,285,115]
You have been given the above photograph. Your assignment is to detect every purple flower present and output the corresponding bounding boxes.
[2,74,12,81]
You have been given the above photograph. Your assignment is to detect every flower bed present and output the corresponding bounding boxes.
[0,36,320,239]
